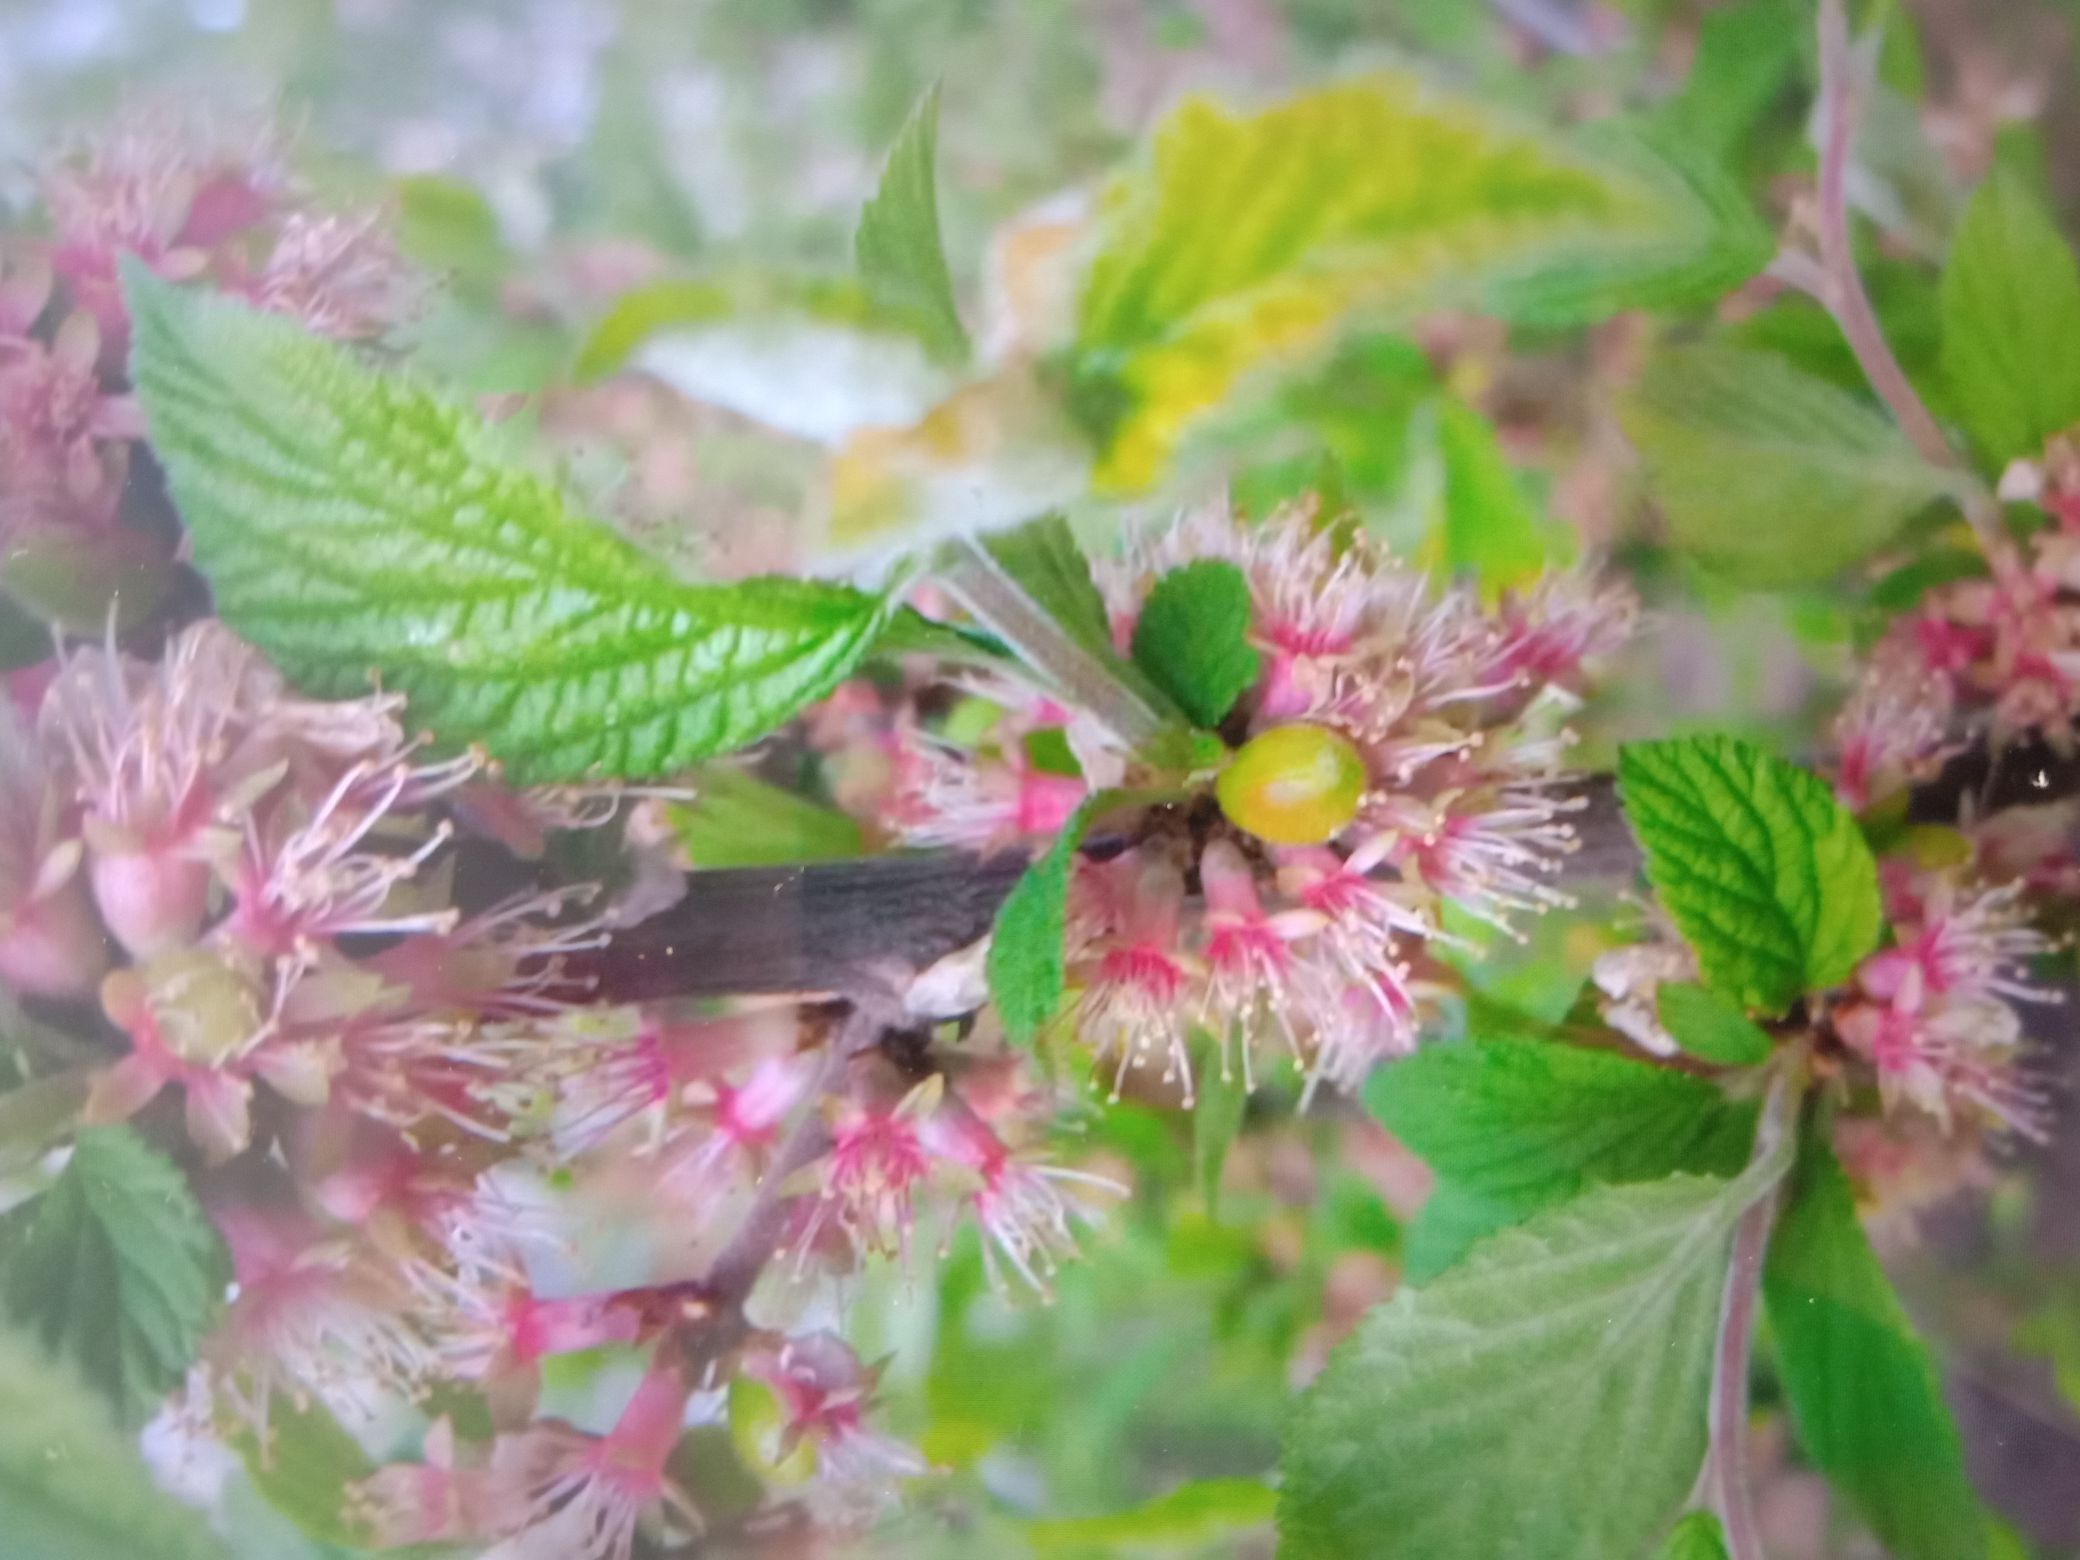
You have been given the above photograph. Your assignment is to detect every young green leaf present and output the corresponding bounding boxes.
[1072,73,1765,489]
[1655,1511,1733,1560]
[1026,1477,1276,1553]
[1280,1170,1769,1560]
[0,1125,228,1422]
[1366,1036,1754,1217]
[857,85,969,364]
[1398,1179,1526,1286]
[1433,397,1554,597]
[1130,560,1261,728]
[1939,168,2080,468]
[986,791,1105,1045]
[228,1392,380,1549]
[1763,1136,1989,1560]
[1618,734,1882,1014]
[127,264,892,785]
[0,1324,230,1560]
[1656,982,1774,1067]
[1622,345,1967,586]
[671,767,865,869]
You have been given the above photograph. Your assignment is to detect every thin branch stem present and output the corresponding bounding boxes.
[1810,0,2004,552]
[937,535,1167,751]
[1708,1061,1804,1560]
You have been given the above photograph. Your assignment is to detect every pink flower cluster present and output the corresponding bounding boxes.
[895,504,1633,1106]
[0,110,410,608]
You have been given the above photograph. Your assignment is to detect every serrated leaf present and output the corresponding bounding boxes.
[1366,1036,1754,1219]
[1279,1171,1767,1560]
[579,274,961,444]
[1623,345,1967,586]
[1654,1511,1732,1560]
[0,1323,230,1560]
[1073,74,1766,489]
[1939,168,2080,467]
[127,264,891,785]
[1618,735,1882,1014]
[670,767,864,868]
[1656,983,1774,1067]
[1398,1179,1525,1286]
[0,1125,227,1422]
[857,85,969,364]
[1130,560,1261,728]
[1763,1136,1989,1560]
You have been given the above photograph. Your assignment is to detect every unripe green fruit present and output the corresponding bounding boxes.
[1215,724,1367,846]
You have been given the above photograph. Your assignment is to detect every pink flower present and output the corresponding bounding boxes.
[744,1331,926,1494]
[797,1078,940,1263]
[1832,660,1953,810]
[1069,852,1200,1102]
[0,709,108,999]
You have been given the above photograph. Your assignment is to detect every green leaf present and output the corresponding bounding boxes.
[1398,1180,1525,1286]
[575,274,960,444]
[1763,1136,1989,1560]
[1622,345,1966,586]
[856,85,969,364]
[1653,0,1802,164]
[1073,74,1766,490]
[1366,1036,1754,1219]
[1191,1027,1249,1218]
[1130,561,1261,729]
[1618,735,1882,1014]
[1280,1170,1771,1560]
[395,174,508,291]
[127,264,892,785]
[1654,1511,1732,1560]
[1939,168,2080,467]
[0,1125,227,1423]
[1433,397,1554,597]
[0,1324,230,1560]
[1027,1477,1276,1553]
[228,1393,378,1550]
[670,767,864,868]
[1656,983,1773,1067]
[986,791,1105,1045]
[0,587,51,669]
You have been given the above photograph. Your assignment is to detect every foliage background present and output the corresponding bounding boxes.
[7,1,2080,1555]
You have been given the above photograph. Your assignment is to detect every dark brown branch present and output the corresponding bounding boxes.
[563,778,1634,1007]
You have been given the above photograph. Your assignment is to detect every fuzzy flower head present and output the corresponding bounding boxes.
[943,504,1634,1110]
[1833,870,2054,1141]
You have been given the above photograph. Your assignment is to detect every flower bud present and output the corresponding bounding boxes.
[1215,723,1366,846]
[0,876,110,998]
[88,841,212,959]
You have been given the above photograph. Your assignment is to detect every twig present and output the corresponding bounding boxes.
[1814,0,1958,475]
[1708,1061,1803,1560]
[937,535,1168,751]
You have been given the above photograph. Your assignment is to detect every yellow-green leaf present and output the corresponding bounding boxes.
[1072,75,1766,490]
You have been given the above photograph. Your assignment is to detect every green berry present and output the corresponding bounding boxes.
[1216,724,1367,846]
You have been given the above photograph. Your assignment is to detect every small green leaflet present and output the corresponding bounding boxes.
[1939,168,2080,468]
[1433,397,1554,597]
[1279,1168,1775,1560]
[0,1125,228,1423]
[1654,1511,1733,1560]
[1618,735,1882,1014]
[1763,1135,1989,1560]
[856,85,970,364]
[986,791,1106,1045]
[671,767,864,868]
[1656,982,1774,1067]
[1622,345,1967,586]
[127,263,892,785]
[1130,560,1261,728]
[0,1324,230,1560]
[1366,1035,1754,1277]
[228,1392,380,1550]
